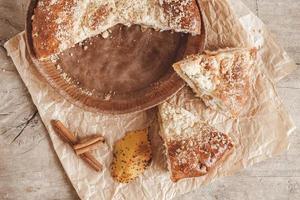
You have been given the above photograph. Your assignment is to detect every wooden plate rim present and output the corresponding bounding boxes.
[25,0,207,114]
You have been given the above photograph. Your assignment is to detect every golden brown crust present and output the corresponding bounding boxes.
[161,0,201,33]
[110,129,152,183]
[82,3,112,31]
[167,125,234,182]
[32,0,76,58]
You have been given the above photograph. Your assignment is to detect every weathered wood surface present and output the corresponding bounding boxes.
[0,0,299,199]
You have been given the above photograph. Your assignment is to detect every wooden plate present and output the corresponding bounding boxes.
[25,0,206,114]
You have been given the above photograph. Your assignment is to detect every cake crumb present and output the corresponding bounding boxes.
[141,26,147,32]
[56,64,62,72]
[61,72,72,83]
[101,31,110,38]
[50,55,59,63]
[79,88,93,96]
[104,91,113,101]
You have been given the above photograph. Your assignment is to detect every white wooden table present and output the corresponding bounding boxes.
[0,0,299,199]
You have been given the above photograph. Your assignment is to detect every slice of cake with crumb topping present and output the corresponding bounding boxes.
[173,48,257,117]
[158,102,234,182]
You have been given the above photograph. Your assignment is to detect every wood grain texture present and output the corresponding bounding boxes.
[0,1,78,199]
[0,0,299,199]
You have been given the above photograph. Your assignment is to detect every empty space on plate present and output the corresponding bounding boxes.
[56,24,189,95]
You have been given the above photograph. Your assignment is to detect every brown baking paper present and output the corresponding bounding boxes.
[4,0,296,199]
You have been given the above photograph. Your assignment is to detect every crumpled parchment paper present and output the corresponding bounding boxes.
[4,0,296,199]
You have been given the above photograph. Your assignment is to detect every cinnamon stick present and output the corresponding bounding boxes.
[51,120,77,144]
[74,136,104,150]
[51,120,102,172]
[80,153,102,172]
[74,140,103,155]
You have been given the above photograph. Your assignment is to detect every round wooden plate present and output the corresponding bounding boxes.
[25,0,206,114]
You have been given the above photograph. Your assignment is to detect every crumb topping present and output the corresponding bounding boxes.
[159,102,198,137]
[159,102,234,181]
[161,0,199,31]
[177,48,257,116]
[168,125,233,174]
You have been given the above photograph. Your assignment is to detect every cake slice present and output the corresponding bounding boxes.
[158,102,234,182]
[31,0,202,59]
[173,48,257,117]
